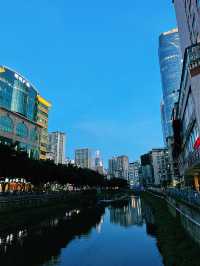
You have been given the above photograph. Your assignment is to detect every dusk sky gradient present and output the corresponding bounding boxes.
[1,0,177,165]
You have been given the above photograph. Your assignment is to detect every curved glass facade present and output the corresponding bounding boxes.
[159,29,182,143]
[0,66,37,121]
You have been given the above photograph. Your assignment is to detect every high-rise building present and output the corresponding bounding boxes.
[36,96,51,160]
[129,161,140,186]
[150,148,171,186]
[48,132,66,164]
[94,150,104,175]
[158,29,182,144]
[172,1,200,188]
[108,157,118,178]
[140,153,154,186]
[75,148,92,169]
[140,149,171,186]
[0,66,50,159]
[117,156,129,180]
[108,155,129,180]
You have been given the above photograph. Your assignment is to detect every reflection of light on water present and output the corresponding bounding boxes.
[96,216,104,233]
[65,209,81,218]
[0,228,28,253]
[137,198,142,217]
[131,196,136,208]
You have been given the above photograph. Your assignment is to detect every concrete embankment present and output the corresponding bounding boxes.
[0,191,98,213]
[143,192,200,266]
[0,191,99,232]
[146,189,200,245]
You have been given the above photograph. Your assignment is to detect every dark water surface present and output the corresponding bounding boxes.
[0,195,199,266]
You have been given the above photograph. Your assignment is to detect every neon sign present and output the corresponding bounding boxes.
[14,73,30,88]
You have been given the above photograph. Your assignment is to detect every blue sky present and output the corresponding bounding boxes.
[1,0,177,165]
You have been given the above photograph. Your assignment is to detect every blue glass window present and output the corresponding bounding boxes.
[16,122,28,138]
[30,128,38,142]
[0,115,13,133]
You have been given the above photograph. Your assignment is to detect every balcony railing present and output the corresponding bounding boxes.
[180,148,200,174]
[187,43,200,77]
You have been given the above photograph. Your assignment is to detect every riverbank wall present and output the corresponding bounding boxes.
[143,192,200,266]
[145,189,200,246]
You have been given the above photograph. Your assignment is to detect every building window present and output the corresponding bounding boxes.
[30,128,38,142]
[0,115,13,133]
[16,122,28,138]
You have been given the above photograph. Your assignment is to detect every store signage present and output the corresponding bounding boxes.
[0,67,5,73]
[194,137,200,149]
[14,73,30,88]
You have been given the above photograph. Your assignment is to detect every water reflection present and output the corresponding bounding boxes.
[0,195,200,266]
[0,206,105,266]
[142,200,157,237]
[167,197,200,245]
[109,196,143,227]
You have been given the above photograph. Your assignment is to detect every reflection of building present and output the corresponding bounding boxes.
[0,66,50,159]
[110,197,143,227]
[141,201,156,237]
[75,148,92,169]
[47,132,66,164]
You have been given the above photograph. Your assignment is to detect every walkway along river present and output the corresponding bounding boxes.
[0,194,200,266]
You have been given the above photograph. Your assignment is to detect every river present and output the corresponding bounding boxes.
[0,194,199,266]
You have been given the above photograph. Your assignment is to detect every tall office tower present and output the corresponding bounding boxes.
[172,1,200,187]
[159,29,182,144]
[48,132,66,165]
[108,157,118,178]
[0,66,50,160]
[129,161,140,186]
[94,150,104,175]
[160,100,166,145]
[108,156,129,180]
[150,148,171,186]
[75,148,92,169]
[94,150,103,168]
[116,156,129,180]
[140,153,154,186]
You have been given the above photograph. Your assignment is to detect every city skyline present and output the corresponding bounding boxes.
[0,0,177,163]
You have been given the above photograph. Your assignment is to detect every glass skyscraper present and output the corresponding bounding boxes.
[158,29,182,144]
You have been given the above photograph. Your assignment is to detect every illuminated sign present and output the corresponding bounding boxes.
[14,73,30,88]
[0,67,5,73]
[194,137,200,149]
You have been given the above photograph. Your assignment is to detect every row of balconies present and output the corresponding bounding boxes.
[172,43,200,177]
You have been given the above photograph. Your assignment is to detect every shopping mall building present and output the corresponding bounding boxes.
[0,66,51,160]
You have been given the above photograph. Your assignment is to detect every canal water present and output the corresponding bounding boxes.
[0,195,199,266]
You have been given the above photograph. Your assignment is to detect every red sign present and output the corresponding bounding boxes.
[194,137,200,149]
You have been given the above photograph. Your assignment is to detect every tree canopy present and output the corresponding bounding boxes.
[0,144,128,189]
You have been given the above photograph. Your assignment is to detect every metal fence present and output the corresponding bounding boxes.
[166,188,200,206]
